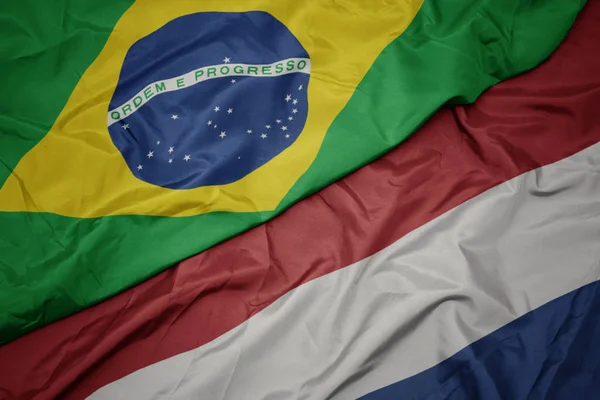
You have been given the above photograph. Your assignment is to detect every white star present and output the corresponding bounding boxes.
[298,84,303,91]
[238,156,241,160]
[281,126,288,131]
[231,79,236,84]
[285,134,290,139]
[147,151,154,158]
[171,114,178,120]
[137,164,143,170]
[276,119,282,124]
[223,57,231,63]
[261,133,267,139]
[214,106,220,112]
[288,116,293,121]
[247,129,253,134]
[292,108,298,114]
[183,155,191,161]
[285,94,292,102]
[122,124,129,130]
[219,131,227,139]
[207,120,212,125]
[157,140,161,145]
[292,99,298,105]
[168,159,173,164]
[168,146,174,154]
[227,108,233,114]
[214,124,218,129]
[266,125,271,129]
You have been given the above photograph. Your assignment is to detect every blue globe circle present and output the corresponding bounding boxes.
[107,11,310,189]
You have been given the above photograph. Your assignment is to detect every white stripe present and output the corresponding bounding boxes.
[107,57,311,126]
[90,141,600,400]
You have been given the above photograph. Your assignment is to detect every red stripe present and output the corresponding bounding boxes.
[2,3,600,399]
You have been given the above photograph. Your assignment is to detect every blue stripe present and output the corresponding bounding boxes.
[361,280,600,400]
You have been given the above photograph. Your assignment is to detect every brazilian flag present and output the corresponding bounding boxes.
[0,0,586,343]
